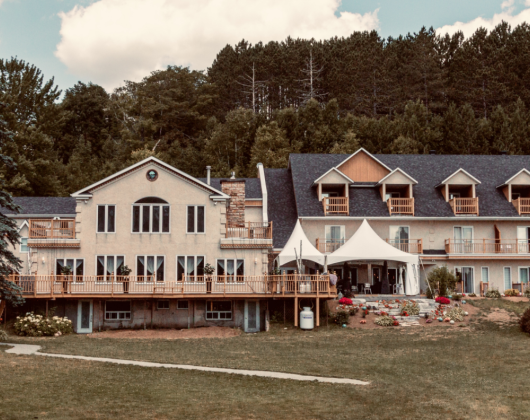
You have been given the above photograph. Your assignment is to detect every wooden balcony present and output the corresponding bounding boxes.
[387,198,414,216]
[315,238,344,253]
[9,274,337,299]
[513,198,530,215]
[386,239,423,254]
[222,222,273,249]
[322,197,349,215]
[449,197,479,215]
[29,219,75,239]
[445,239,530,254]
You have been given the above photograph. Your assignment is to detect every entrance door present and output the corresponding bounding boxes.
[462,267,474,294]
[388,269,397,293]
[454,227,473,253]
[244,300,260,333]
[77,300,93,334]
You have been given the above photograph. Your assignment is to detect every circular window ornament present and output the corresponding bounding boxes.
[146,169,158,181]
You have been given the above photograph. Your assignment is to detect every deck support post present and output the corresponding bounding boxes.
[45,300,48,318]
[283,300,286,325]
[294,297,298,327]
[151,299,154,329]
[316,298,320,327]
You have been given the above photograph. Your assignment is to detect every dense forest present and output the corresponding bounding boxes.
[2,22,530,197]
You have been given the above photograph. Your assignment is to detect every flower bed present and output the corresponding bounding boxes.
[14,312,73,337]
[435,297,450,305]
[338,297,353,305]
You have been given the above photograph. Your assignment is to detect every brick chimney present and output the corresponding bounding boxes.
[221,179,245,227]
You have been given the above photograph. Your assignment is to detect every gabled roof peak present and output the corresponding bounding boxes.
[496,168,530,188]
[437,168,481,186]
[377,168,418,185]
[337,148,392,172]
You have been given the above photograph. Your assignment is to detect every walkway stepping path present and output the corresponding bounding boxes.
[0,343,369,386]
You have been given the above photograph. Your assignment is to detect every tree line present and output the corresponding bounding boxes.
[1,22,530,197]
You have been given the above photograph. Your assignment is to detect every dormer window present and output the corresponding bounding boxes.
[313,167,352,216]
[378,168,417,216]
[497,169,530,215]
[437,169,480,216]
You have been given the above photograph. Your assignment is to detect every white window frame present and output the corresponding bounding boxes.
[176,255,205,282]
[136,255,166,282]
[481,266,489,283]
[454,266,474,294]
[56,258,85,275]
[177,300,189,310]
[206,300,232,320]
[518,266,529,286]
[97,204,116,233]
[503,266,512,291]
[20,237,29,253]
[157,300,170,310]
[385,191,401,201]
[95,255,126,283]
[216,258,245,282]
[105,300,131,321]
[186,205,205,234]
[131,204,171,234]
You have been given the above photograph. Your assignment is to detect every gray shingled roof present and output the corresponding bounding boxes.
[289,154,530,218]
[2,197,77,215]
[197,178,262,199]
[264,168,298,248]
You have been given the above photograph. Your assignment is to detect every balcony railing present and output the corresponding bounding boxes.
[29,219,75,239]
[315,238,345,253]
[513,198,530,215]
[445,239,530,254]
[225,222,272,239]
[387,198,414,216]
[449,197,479,215]
[386,239,423,254]
[322,197,349,215]
[9,274,336,298]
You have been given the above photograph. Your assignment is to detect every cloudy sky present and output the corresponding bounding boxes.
[0,0,529,93]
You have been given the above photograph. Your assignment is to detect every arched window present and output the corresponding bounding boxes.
[132,197,170,233]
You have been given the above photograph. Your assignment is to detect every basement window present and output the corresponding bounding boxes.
[177,300,189,310]
[105,301,131,320]
[206,301,232,320]
[157,300,170,310]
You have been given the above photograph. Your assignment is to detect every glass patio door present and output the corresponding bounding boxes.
[325,226,345,253]
[77,300,93,334]
[517,227,530,253]
[244,300,260,333]
[454,227,473,253]
[462,267,474,294]
[390,226,409,252]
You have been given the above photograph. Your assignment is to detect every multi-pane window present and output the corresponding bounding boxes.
[177,300,189,310]
[97,255,124,281]
[504,267,512,290]
[177,256,205,281]
[105,301,131,320]
[20,237,29,253]
[206,301,232,320]
[157,300,170,310]
[216,259,244,281]
[97,205,116,233]
[132,198,170,233]
[187,206,205,233]
[519,267,529,285]
[56,258,84,278]
[136,255,165,281]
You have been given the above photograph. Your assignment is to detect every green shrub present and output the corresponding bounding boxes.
[504,289,520,297]
[447,307,465,322]
[426,266,457,297]
[468,293,477,297]
[519,308,530,334]
[524,288,530,298]
[375,316,394,326]
[452,294,462,301]
[486,288,501,299]
[0,329,7,341]
[332,310,350,325]
[400,301,419,316]
[14,312,73,337]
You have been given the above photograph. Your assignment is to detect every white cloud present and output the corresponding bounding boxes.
[437,2,530,38]
[55,0,379,91]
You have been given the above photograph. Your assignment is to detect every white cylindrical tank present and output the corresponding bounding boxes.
[300,307,314,330]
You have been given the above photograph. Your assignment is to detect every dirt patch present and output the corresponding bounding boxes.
[88,326,241,340]
[502,297,530,303]
[485,309,517,324]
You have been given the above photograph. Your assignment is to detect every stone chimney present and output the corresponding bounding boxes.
[221,179,245,227]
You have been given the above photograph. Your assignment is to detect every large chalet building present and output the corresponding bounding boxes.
[7,149,530,332]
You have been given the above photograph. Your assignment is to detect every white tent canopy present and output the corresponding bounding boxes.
[327,219,420,295]
[278,220,325,266]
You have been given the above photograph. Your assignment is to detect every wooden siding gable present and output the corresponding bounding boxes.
[336,148,391,182]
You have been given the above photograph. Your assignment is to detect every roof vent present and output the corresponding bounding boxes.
[501,151,508,155]
[206,166,211,185]
[429,150,436,155]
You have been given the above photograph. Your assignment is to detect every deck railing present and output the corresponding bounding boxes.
[9,274,336,297]
[445,239,530,254]
[29,219,75,239]
[315,238,345,253]
[386,239,423,254]
[513,198,530,215]
[449,197,479,215]
[225,222,273,239]
[322,197,349,215]
[387,198,414,216]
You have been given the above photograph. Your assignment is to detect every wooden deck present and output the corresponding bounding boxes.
[513,197,530,215]
[387,198,414,216]
[445,239,530,254]
[315,238,344,253]
[449,197,479,215]
[386,239,423,254]
[322,197,349,215]
[225,222,272,239]
[29,219,75,239]
[10,274,337,299]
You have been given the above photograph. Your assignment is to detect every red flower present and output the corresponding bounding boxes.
[435,297,450,305]
[339,297,353,305]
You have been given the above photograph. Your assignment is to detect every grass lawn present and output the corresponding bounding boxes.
[2,300,530,419]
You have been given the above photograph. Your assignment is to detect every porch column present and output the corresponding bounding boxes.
[316,298,320,327]
[294,297,298,327]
